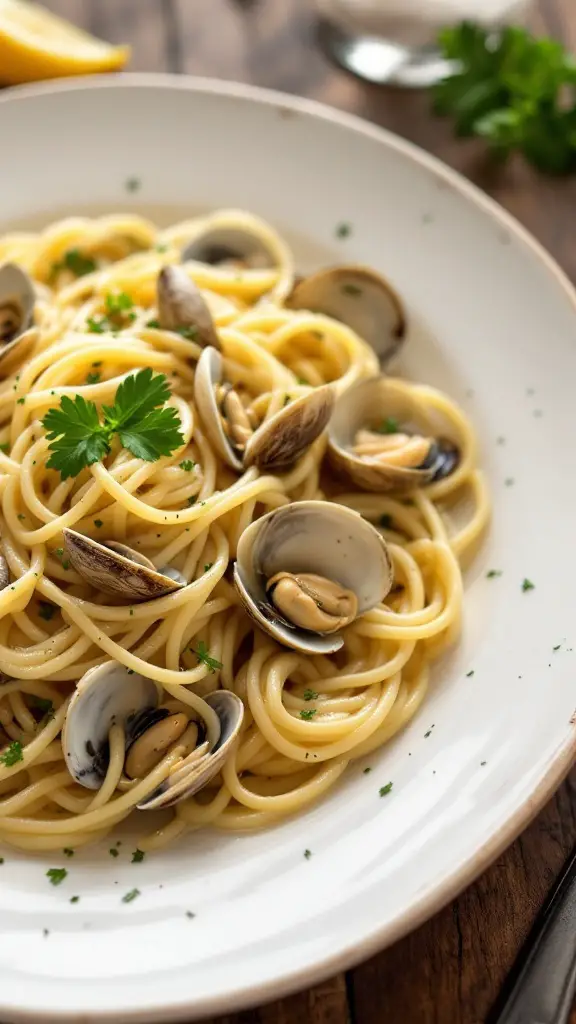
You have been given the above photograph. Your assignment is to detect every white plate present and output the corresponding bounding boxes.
[1,75,576,1024]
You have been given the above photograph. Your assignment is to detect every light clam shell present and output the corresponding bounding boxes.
[0,554,9,590]
[0,263,36,375]
[62,662,162,790]
[181,219,275,269]
[193,346,335,473]
[233,500,393,655]
[328,376,454,493]
[286,265,405,366]
[157,266,221,350]
[136,690,244,810]
[63,662,244,808]
[62,529,186,601]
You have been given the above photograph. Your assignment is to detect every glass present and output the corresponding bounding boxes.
[315,0,532,88]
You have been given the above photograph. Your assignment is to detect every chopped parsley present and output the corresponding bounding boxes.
[335,222,352,239]
[109,847,119,858]
[522,578,535,592]
[42,368,185,480]
[380,514,393,529]
[553,644,562,651]
[486,569,502,578]
[146,318,160,329]
[0,442,9,453]
[363,766,372,774]
[505,477,515,486]
[125,177,141,193]
[156,243,168,253]
[85,371,101,385]
[46,867,67,886]
[179,460,195,472]
[51,249,97,280]
[94,519,103,528]
[341,283,362,297]
[30,696,53,716]
[192,640,222,673]
[106,291,134,316]
[63,848,74,858]
[38,601,56,621]
[304,849,312,859]
[297,376,309,385]
[0,857,4,864]
[122,887,141,903]
[70,895,80,903]
[300,709,317,721]
[466,670,475,677]
[16,397,25,405]
[303,689,319,701]
[377,417,400,435]
[86,316,108,334]
[131,849,145,863]
[185,910,196,919]
[204,563,213,572]
[176,325,198,340]
[0,741,23,767]
[379,782,393,797]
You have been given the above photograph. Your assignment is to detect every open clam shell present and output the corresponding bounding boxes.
[0,555,9,591]
[182,218,275,269]
[194,346,335,473]
[328,377,460,493]
[136,690,244,810]
[286,265,405,366]
[0,263,36,373]
[157,266,220,350]
[63,662,162,790]
[63,529,186,601]
[233,500,393,655]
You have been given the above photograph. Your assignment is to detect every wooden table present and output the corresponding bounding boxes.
[26,1,576,1021]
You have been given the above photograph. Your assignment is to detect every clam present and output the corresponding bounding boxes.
[194,346,335,473]
[62,529,186,601]
[182,222,274,270]
[0,263,36,370]
[286,265,405,366]
[157,266,220,350]
[233,500,393,654]
[328,376,460,493]
[63,661,244,809]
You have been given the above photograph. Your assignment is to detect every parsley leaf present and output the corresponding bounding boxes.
[300,709,317,721]
[303,689,319,701]
[47,867,67,886]
[38,601,56,621]
[377,417,400,435]
[132,849,145,863]
[179,459,195,472]
[433,22,576,175]
[122,887,141,903]
[52,249,97,280]
[486,569,502,579]
[85,371,101,385]
[0,741,23,767]
[41,369,184,479]
[522,577,535,592]
[192,641,222,673]
[379,782,393,797]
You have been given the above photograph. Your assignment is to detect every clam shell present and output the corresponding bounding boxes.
[63,529,186,601]
[157,266,220,350]
[286,265,405,366]
[0,263,36,375]
[233,500,392,654]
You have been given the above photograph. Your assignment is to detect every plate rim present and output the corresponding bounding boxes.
[0,72,575,1024]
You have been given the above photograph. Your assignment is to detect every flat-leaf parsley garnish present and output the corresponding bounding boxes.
[379,782,393,797]
[179,459,195,471]
[0,741,23,767]
[122,887,141,903]
[42,368,185,480]
[486,570,502,579]
[377,417,399,435]
[522,578,535,592]
[303,689,319,701]
[132,849,145,863]
[300,709,317,721]
[192,641,222,673]
[51,249,97,281]
[47,867,67,886]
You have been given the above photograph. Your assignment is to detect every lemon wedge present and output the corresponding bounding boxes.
[0,0,129,85]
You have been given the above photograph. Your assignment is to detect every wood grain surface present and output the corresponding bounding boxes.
[11,1,576,1021]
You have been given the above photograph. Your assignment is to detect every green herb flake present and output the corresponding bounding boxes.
[131,849,145,863]
[304,849,312,859]
[553,644,562,651]
[109,847,119,858]
[105,291,134,315]
[47,867,67,886]
[505,477,515,487]
[204,562,214,573]
[522,578,535,592]
[379,782,393,797]
[70,895,80,903]
[180,459,195,472]
[86,316,108,335]
[0,741,23,767]
[0,443,9,453]
[192,640,222,674]
[122,887,141,903]
[363,766,372,774]
[145,318,160,329]
[380,514,393,529]
[335,222,352,239]
[486,569,502,579]
[156,243,168,253]
[63,848,74,858]
[16,397,25,405]
[38,601,56,621]
[85,371,101,385]
[0,857,4,864]
[466,670,475,677]
[51,249,97,280]
[125,177,141,193]
[341,283,362,297]
[300,709,317,721]
[303,689,319,701]
[377,417,400,435]
[186,910,196,918]
[176,325,198,340]
[94,519,103,528]
[29,696,53,716]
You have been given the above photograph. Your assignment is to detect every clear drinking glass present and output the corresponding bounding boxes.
[315,0,532,88]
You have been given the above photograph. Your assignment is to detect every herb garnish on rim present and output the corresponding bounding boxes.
[42,368,185,480]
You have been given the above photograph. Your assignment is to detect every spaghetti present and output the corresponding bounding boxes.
[0,209,489,853]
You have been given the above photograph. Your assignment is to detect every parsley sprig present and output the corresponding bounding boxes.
[434,23,576,174]
[191,640,222,673]
[42,368,184,480]
[0,741,23,767]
